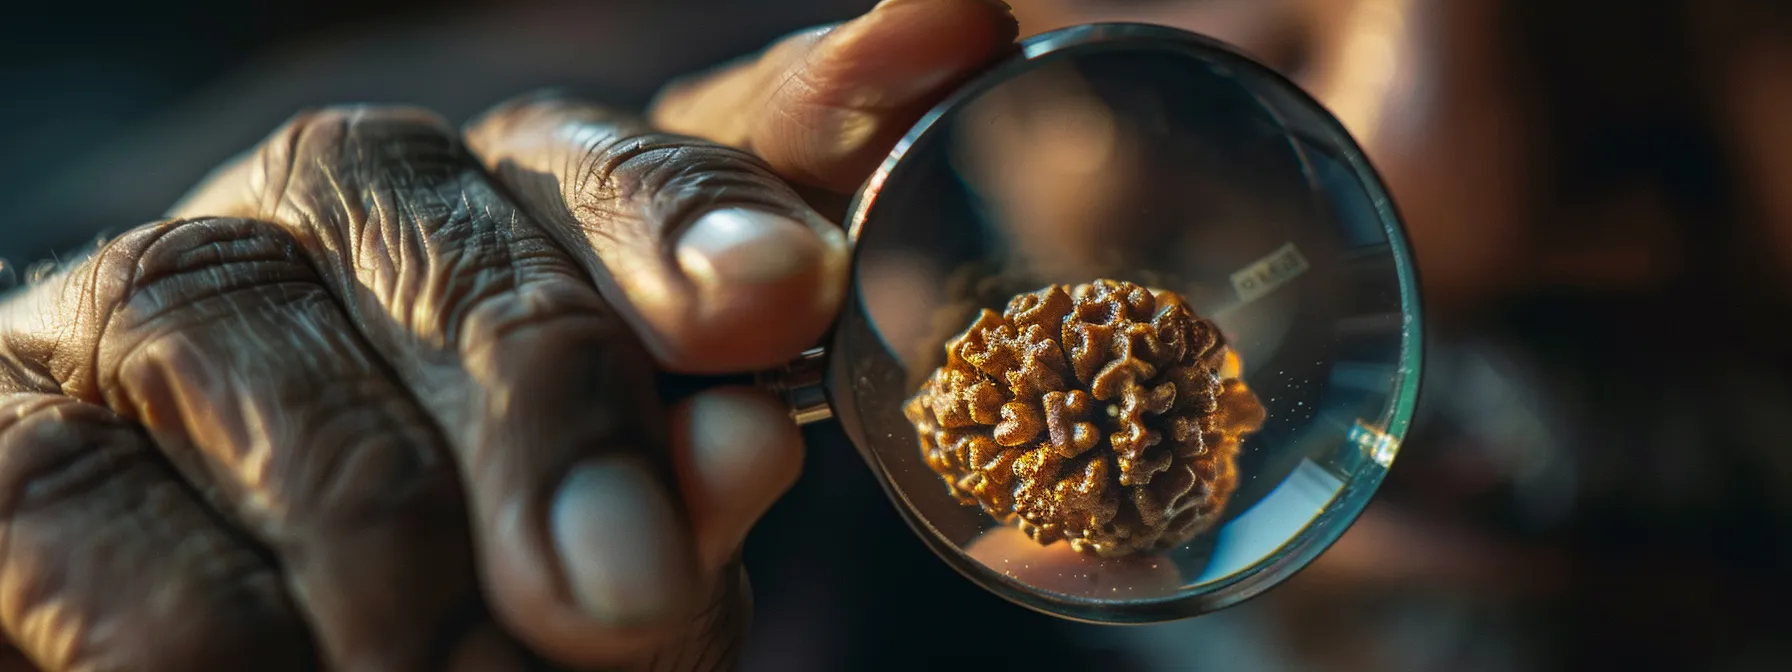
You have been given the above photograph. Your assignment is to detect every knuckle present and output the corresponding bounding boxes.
[454,278,649,453]
[248,103,519,342]
[108,217,313,300]
[41,218,322,400]
[0,498,310,669]
[279,383,460,536]
[592,133,771,198]
[62,218,325,400]
[0,398,305,672]
[64,223,462,549]
[397,228,578,352]
[250,104,464,218]
[13,544,303,672]
[0,394,148,517]
[459,277,629,362]
[288,103,460,162]
[275,104,458,149]
[573,133,799,233]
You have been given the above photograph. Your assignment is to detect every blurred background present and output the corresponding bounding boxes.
[4,0,1792,670]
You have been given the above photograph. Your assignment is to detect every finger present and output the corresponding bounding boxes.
[667,387,804,574]
[0,389,313,671]
[174,107,707,668]
[648,0,1018,194]
[7,217,507,670]
[465,97,848,373]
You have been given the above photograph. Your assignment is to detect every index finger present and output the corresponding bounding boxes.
[648,0,1019,194]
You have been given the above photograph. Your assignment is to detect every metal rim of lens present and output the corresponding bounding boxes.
[827,22,1427,624]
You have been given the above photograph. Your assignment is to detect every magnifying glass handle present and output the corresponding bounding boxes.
[654,346,833,426]
[754,347,832,425]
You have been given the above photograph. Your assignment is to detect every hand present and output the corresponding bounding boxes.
[0,1,1017,670]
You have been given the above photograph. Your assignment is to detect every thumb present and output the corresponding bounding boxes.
[648,0,1018,193]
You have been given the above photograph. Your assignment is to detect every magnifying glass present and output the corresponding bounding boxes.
[691,22,1422,624]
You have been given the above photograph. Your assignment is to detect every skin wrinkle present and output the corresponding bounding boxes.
[654,150,798,241]
[561,135,802,268]
[8,414,149,515]
[283,112,624,434]
[0,392,306,671]
[369,167,405,320]
[327,366,440,511]
[121,347,234,520]
[409,176,475,348]
[130,237,459,665]
[566,122,626,211]
[561,137,709,313]
[578,135,678,222]
[71,238,135,405]
[257,114,304,220]
[0,72,859,662]
[0,294,65,397]
[305,160,362,310]
[306,424,415,531]
[35,218,467,667]
[260,370,369,522]
[762,100,832,188]
[410,183,460,347]
[99,229,372,528]
[455,285,618,389]
[0,400,133,520]
[104,277,322,404]
[57,222,200,401]
[435,176,480,329]
[435,179,530,352]
[285,110,533,366]
[349,142,405,329]
[394,189,439,345]
[104,281,325,389]
[24,137,584,670]
[560,125,601,214]
[141,333,252,503]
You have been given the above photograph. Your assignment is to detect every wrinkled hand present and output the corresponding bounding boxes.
[0,1,1015,670]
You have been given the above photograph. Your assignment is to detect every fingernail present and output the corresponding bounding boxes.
[550,457,695,625]
[676,209,824,287]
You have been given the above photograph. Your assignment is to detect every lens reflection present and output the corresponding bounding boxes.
[829,24,1422,622]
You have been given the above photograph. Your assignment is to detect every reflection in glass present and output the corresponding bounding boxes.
[822,24,1422,623]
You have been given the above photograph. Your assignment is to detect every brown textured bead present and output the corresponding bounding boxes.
[903,279,1266,557]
